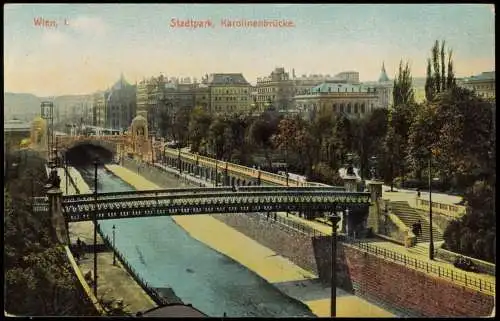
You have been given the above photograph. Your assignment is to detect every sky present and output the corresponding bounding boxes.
[4,3,495,97]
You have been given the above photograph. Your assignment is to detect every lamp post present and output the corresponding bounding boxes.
[178,147,181,174]
[428,155,435,260]
[93,158,99,297]
[65,155,69,194]
[326,210,341,318]
[285,141,289,187]
[224,161,229,186]
[112,225,116,266]
[215,161,218,187]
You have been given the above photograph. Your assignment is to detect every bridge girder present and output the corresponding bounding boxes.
[60,189,371,222]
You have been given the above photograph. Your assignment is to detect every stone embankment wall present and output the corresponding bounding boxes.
[214,213,494,317]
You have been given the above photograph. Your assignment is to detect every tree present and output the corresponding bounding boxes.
[432,87,494,190]
[384,60,416,188]
[188,107,212,154]
[272,116,313,175]
[425,40,456,101]
[407,102,438,181]
[246,113,279,168]
[4,151,99,316]
[443,180,495,263]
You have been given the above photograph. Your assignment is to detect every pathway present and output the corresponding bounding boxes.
[105,164,395,318]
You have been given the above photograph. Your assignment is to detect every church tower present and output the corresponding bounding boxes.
[378,62,390,83]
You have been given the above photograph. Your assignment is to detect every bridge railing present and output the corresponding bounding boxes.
[163,147,327,187]
[62,186,348,203]
[62,190,372,207]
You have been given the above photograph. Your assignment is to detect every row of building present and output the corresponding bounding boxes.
[76,66,495,136]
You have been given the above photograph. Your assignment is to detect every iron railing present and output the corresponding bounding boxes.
[247,211,495,295]
[348,239,495,295]
[96,224,170,306]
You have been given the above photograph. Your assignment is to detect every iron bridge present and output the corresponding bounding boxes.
[58,187,371,222]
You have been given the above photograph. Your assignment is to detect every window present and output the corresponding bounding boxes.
[333,104,337,112]
[352,88,354,92]
[340,104,344,113]
[347,104,351,113]
[354,104,358,113]
[345,88,348,92]
[361,103,365,113]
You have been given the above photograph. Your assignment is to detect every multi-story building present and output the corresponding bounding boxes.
[136,75,168,135]
[460,71,495,101]
[334,71,360,84]
[293,82,380,121]
[105,74,137,131]
[361,63,393,109]
[137,75,198,136]
[256,67,295,112]
[292,73,340,95]
[207,73,252,115]
[193,83,210,112]
[92,91,107,128]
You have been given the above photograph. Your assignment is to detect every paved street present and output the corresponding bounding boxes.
[382,185,463,205]
[105,164,395,317]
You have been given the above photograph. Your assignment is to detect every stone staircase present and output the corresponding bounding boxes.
[389,201,443,243]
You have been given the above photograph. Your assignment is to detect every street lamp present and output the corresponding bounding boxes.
[178,147,182,174]
[93,157,99,297]
[64,155,69,194]
[215,161,218,187]
[326,210,341,318]
[428,155,435,260]
[112,225,116,266]
[224,161,229,186]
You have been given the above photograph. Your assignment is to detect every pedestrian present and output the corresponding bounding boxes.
[417,220,422,236]
[417,188,421,198]
[411,223,418,236]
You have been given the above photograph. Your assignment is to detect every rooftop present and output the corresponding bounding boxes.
[464,71,495,82]
[305,82,377,94]
[4,119,31,131]
[207,73,250,85]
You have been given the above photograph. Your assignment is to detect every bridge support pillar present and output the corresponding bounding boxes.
[366,180,383,234]
[48,187,70,245]
[343,175,358,192]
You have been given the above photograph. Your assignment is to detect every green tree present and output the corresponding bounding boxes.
[188,106,213,154]
[443,180,495,263]
[384,60,415,188]
[246,112,280,168]
[425,40,456,102]
[432,87,494,190]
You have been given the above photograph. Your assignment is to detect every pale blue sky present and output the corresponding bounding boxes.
[4,3,495,96]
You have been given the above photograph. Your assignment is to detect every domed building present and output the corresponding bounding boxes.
[92,73,137,131]
[361,62,393,109]
[105,73,137,131]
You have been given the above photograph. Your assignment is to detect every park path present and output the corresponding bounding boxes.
[104,164,394,318]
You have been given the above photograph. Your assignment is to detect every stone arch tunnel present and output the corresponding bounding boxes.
[64,143,114,166]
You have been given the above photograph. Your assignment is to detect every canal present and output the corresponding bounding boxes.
[76,165,316,317]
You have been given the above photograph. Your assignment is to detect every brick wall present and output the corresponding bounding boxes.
[213,213,494,317]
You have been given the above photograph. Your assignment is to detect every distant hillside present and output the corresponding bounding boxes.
[4,93,92,122]
[4,93,42,121]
